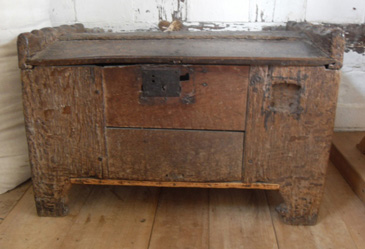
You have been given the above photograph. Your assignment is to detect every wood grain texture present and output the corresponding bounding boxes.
[59,186,159,249]
[70,178,280,190]
[106,128,243,181]
[324,163,365,248]
[244,66,340,225]
[209,189,278,249]
[0,185,93,249]
[28,39,334,67]
[0,181,31,224]
[2,163,365,248]
[17,24,85,69]
[266,163,365,249]
[148,188,209,249]
[286,22,345,69]
[104,65,248,130]
[21,66,106,216]
[330,132,365,204]
[60,30,304,41]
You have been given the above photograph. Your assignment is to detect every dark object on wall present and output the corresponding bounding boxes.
[17,22,344,225]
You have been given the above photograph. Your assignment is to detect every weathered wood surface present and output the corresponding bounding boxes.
[209,189,278,249]
[28,38,334,66]
[266,163,365,249]
[0,185,93,249]
[17,24,85,69]
[104,65,248,130]
[106,128,243,181]
[60,30,304,41]
[17,23,344,224]
[0,181,31,224]
[70,178,280,190]
[2,164,365,248]
[286,22,345,69]
[330,131,365,204]
[148,188,209,249]
[59,186,160,249]
[22,66,106,216]
[244,66,340,225]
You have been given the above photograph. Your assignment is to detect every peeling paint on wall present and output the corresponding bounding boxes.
[342,24,365,54]
[156,0,187,22]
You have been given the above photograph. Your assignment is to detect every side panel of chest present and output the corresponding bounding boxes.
[244,66,340,183]
[243,66,340,224]
[22,66,106,179]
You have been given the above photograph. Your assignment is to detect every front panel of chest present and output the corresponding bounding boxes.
[102,65,249,182]
[23,65,338,184]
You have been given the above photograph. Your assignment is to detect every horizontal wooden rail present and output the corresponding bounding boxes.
[70,178,280,190]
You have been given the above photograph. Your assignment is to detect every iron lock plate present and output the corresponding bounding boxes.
[142,68,181,97]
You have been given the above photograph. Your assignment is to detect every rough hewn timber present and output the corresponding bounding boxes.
[60,30,303,41]
[17,24,85,69]
[104,65,248,130]
[106,128,243,181]
[286,22,345,69]
[244,66,340,225]
[28,38,334,67]
[21,66,106,216]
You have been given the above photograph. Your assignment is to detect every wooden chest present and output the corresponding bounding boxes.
[17,22,344,225]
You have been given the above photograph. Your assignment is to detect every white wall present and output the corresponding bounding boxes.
[0,0,52,193]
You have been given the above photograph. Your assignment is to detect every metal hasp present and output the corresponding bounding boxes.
[142,68,181,97]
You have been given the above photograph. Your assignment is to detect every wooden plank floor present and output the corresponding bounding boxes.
[331,131,365,204]
[0,162,365,249]
[0,180,31,224]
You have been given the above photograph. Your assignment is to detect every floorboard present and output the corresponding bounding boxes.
[209,189,278,249]
[266,163,365,249]
[0,180,31,224]
[0,185,92,249]
[59,186,159,249]
[325,164,365,248]
[1,161,365,249]
[331,131,365,204]
[148,188,209,249]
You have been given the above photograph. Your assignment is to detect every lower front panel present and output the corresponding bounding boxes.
[106,128,244,182]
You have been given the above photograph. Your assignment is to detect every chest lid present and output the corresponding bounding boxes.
[17,22,344,69]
